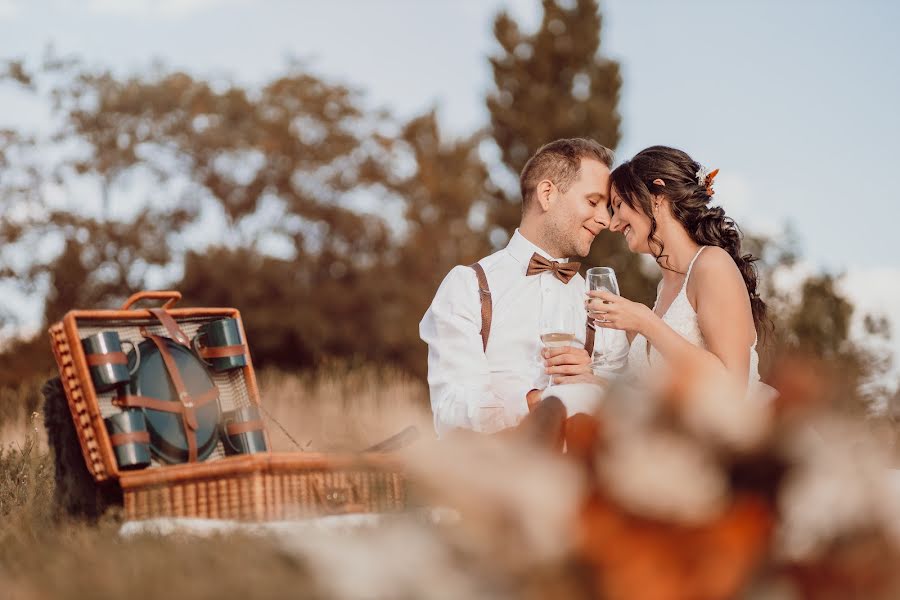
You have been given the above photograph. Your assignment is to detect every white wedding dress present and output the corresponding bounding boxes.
[626,246,762,389]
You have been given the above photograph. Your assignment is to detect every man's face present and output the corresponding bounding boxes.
[546,158,611,258]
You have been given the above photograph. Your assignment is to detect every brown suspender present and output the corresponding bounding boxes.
[468,263,594,355]
[584,319,595,356]
[113,310,219,463]
[469,263,492,351]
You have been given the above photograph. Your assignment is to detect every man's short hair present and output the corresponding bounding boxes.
[519,138,614,209]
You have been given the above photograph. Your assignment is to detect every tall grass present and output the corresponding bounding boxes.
[0,375,49,451]
[1,363,900,598]
[0,369,432,597]
[257,363,433,452]
[0,366,583,598]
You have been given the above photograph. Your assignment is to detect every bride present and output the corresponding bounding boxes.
[587,145,767,396]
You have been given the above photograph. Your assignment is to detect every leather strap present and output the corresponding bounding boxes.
[145,334,199,428]
[114,394,185,413]
[199,344,246,359]
[144,333,198,462]
[109,431,150,446]
[469,262,593,357]
[113,388,218,413]
[584,318,595,355]
[469,263,492,352]
[86,351,128,366]
[148,308,191,347]
[225,419,265,436]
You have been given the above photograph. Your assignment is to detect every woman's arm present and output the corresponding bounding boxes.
[588,247,755,390]
[689,246,756,385]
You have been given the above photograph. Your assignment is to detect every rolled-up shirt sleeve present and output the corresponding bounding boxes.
[420,266,516,437]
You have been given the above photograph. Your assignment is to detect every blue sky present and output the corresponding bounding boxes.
[1,0,899,374]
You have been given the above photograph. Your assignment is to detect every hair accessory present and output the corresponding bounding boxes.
[696,166,720,196]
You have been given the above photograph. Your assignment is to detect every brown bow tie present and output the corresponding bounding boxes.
[526,253,581,284]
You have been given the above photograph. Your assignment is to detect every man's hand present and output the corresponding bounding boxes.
[551,373,610,386]
[543,345,592,380]
[526,388,543,412]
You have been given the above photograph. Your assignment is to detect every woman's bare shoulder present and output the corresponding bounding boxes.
[689,246,747,303]
[693,246,743,281]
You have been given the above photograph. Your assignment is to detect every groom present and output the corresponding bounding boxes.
[420,138,616,436]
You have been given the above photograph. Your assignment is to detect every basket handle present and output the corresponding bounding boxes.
[120,291,182,311]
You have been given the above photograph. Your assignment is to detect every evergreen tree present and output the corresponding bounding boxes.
[486,0,657,305]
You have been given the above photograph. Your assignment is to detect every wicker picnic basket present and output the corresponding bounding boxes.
[46,290,408,521]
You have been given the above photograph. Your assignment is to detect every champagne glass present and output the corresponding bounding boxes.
[539,301,578,386]
[586,267,628,376]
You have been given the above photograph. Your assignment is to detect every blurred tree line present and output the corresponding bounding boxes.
[0,0,893,412]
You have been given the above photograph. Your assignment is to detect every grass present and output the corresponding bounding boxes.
[255,363,434,452]
[0,374,49,452]
[1,367,578,599]
[2,362,900,599]
[0,367,429,598]
[0,366,595,599]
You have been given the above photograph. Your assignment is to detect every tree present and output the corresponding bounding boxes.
[0,54,495,378]
[747,228,893,413]
[486,0,657,305]
[0,53,394,313]
[380,112,497,375]
[0,14,891,407]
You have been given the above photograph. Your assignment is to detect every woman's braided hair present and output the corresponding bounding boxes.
[610,145,767,334]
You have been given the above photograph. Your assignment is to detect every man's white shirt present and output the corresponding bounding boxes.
[419,229,599,436]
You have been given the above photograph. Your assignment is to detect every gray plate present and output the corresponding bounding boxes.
[127,338,221,464]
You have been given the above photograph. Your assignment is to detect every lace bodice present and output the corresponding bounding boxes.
[626,246,761,387]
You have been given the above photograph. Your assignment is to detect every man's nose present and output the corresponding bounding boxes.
[593,207,609,229]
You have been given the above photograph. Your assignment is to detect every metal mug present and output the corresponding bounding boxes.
[82,331,139,392]
[221,405,268,456]
[104,409,151,470]
[193,318,247,372]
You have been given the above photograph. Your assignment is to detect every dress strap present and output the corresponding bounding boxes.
[683,246,707,288]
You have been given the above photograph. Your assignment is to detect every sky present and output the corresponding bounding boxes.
[1,0,899,377]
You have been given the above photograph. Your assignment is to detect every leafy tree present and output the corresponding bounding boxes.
[380,111,497,375]
[0,54,493,378]
[0,4,892,411]
[486,0,657,305]
[748,229,893,413]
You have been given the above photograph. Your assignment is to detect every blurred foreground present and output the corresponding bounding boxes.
[1,363,900,599]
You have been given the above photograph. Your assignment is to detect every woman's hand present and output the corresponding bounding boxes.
[586,290,657,336]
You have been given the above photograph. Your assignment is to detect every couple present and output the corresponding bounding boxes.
[419,138,766,436]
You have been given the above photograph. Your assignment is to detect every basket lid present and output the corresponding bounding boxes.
[128,337,220,464]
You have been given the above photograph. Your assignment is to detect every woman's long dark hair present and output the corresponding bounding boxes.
[610,145,768,336]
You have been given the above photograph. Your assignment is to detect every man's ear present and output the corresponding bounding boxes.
[536,179,554,212]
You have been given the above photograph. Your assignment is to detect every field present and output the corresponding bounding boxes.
[0,367,591,599]
[2,364,900,599]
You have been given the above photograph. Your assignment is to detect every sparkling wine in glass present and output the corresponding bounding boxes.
[585,267,628,376]
[538,302,578,386]
[540,331,577,348]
